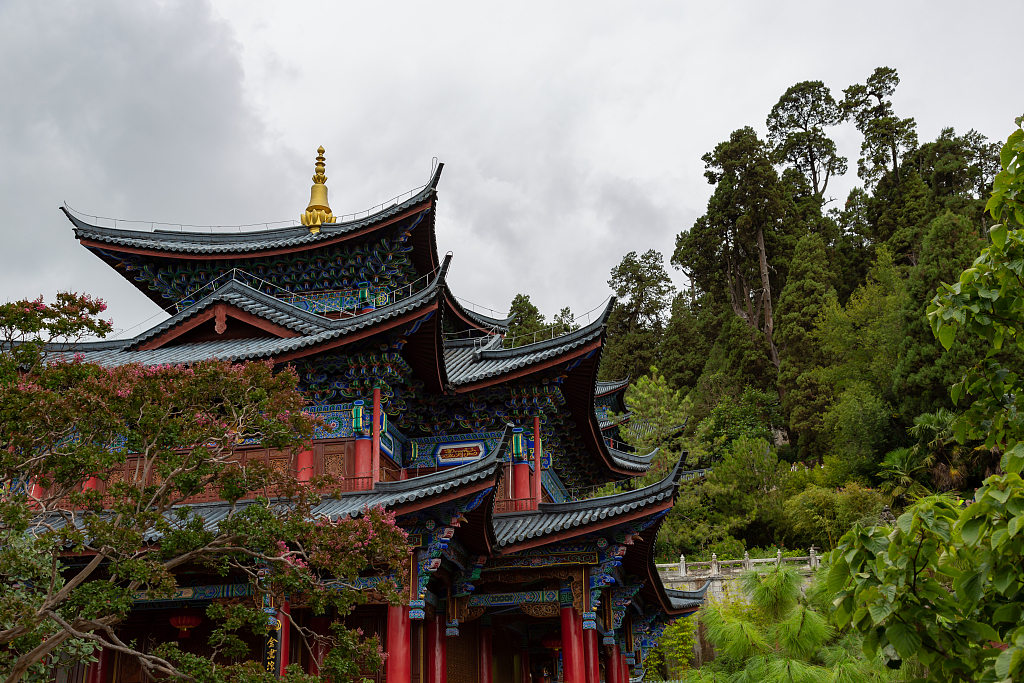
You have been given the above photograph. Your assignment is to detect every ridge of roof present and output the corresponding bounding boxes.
[127,279,333,349]
[63,163,444,255]
[311,423,509,520]
[492,449,693,549]
[665,581,712,601]
[608,445,659,472]
[50,256,452,366]
[471,299,614,362]
[595,376,631,396]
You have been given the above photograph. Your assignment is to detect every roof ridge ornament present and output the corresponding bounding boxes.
[301,146,336,233]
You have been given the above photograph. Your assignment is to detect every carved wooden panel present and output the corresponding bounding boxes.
[447,620,478,683]
[493,630,515,683]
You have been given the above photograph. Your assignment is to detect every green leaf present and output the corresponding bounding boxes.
[992,223,1008,249]
[961,517,985,545]
[993,566,1016,594]
[828,556,851,594]
[885,622,923,659]
[1002,443,1024,475]
[869,601,894,625]
[938,323,955,350]
[1008,515,1023,539]
[956,567,986,605]
[896,512,914,535]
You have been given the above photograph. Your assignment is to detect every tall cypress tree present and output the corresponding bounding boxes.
[875,169,935,267]
[776,233,834,459]
[659,291,718,394]
[892,211,986,418]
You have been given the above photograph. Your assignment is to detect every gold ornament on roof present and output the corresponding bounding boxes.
[301,146,336,233]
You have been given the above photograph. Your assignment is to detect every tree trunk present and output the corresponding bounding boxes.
[756,227,781,370]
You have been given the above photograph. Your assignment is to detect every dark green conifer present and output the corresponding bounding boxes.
[892,211,986,418]
[776,233,833,459]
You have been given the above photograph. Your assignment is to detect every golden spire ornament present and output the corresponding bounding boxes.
[301,146,336,233]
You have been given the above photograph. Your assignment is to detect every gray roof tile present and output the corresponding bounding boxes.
[50,257,451,367]
[64,166,443,256]
[443,301,613,387]
[492,453,700,549]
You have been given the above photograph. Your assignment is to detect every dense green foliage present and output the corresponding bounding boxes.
[828,116,1024,683]
[681,566,912,683]
[587,74,1016,570]
[0,295,409,683]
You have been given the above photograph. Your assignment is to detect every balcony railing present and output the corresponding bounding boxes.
[493,497,536,514]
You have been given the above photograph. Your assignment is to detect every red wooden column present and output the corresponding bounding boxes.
[559,605,584,683]
[520,641,531,683]
[372,387,382,484]
[425,614,446,683]
[532,416,542,509]
[582,629,600,683]
[83,476,99,491]
[606,643,621,683]
[85,646,110,683]
[296,449,315,483]
[278,598,291,677]
[386,605,412,683]
[618,646,628,683]
[308,615,331,676]
[479,622,493,683]
[353,400,372,491]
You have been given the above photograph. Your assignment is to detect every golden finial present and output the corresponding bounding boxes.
[301,145,336,233]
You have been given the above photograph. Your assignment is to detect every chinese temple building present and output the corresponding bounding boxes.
[56,148,708,683]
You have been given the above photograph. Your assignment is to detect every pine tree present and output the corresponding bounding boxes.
[506,293,546,347]
[891,211,987,418]
[776,233,833,460]
[659,291,717,394]
[599,250,674,380]
[875,169,935,267]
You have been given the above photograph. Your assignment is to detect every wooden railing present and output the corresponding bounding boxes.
[36,438,412,507]
[493,497,535,514]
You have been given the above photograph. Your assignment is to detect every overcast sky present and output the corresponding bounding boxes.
[1,0,1020,337]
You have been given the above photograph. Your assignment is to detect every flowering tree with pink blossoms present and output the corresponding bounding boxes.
[0,293,409,683]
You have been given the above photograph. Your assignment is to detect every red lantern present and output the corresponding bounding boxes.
[170,611,202,638]
[541,636,562,651]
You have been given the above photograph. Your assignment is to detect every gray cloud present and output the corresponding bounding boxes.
[1,0,1021,335]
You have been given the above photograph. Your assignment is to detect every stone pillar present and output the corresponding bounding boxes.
[582,629,600,683]
[710,553,719,575]
[678,554,686,576]
[296,449,315,483]
[278,598,291,677]
[372,386,382,484]
[308,615,331,676]
[479,622,493,683]
[426,614,446,683]
[386,604,412,683]
[776,549,783,566]
[743,551,751,571]
[559,605,584,683]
